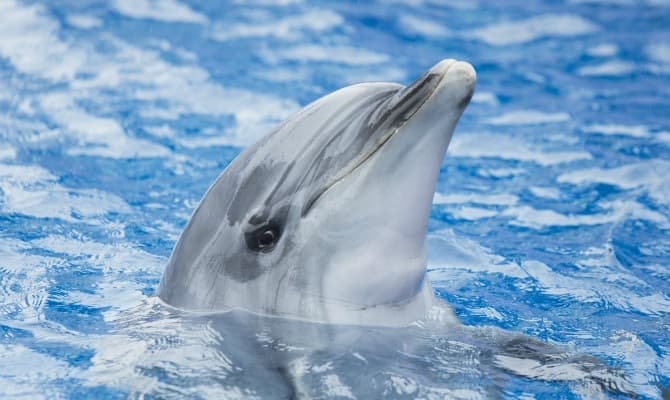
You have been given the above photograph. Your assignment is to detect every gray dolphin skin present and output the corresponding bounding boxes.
[158,59,476,326]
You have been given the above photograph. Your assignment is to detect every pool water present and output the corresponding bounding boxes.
[0,0,669,399]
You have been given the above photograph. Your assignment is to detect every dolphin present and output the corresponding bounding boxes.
[158,59,476,326]
[149,59,636,397]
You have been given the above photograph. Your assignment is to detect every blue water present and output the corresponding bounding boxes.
[1,0,669,398]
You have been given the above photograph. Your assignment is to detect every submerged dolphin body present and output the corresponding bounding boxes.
[158,59,476,326]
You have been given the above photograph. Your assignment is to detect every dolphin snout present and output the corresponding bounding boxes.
[429,59,476,110]
[429,59,476,85]
[451,61,476,90]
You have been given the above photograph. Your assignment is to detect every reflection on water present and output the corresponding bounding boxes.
[81,299,630,399]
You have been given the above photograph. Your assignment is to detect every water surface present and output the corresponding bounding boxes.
[0,0,669,398]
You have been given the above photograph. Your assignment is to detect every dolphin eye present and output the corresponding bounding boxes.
[258,229,278,249]
[245,224,281,253]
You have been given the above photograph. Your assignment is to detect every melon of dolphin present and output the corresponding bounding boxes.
[158,59,476,326]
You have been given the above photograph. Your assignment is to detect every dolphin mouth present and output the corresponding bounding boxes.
[302,59,474,216]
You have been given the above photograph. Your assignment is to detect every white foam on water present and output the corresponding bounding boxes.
[0,146,17,161]
[646,43,670,73]
[0,163,54,184]
[558,160,667,189]
[449,133,592,166]
[433,192,514,220]
[177,135,234,149]
[60,280,146,312]
[470,307,505,321]
[0,0,87,81]
[0,238,63,346]
[211,10,343,41]
[583,124,651,138]
[387,372,485,400]
[503,206,613,228]
[0,235,167,392]
[145,38,197,61]
[321,375,356,399]
[648,63,670,74]
[471,14,598,46]
[253,66,311,83]
[471,91,499,106]
[0,163,130,222]
[232,0,303,4]
[568,0,632,4]
[33,235,165,274]
[342,66,408,84]
[0,1,299,151]
[66,14,103,29]
[84,334,161,391]
[571,0,670,6]
[0,344,77,400]
[29,233,163,329]
[79,38,298,146]
[587,43,619,57]
[591,331,664,398]
[477,167,527,178]
[528,186,561,199]
[388,374,418,395]
[646,43,670,64]
[191,385,258,400]
[558,160,670,205]
[0,238,57,274]
[83,310,285,398]
[381,0,479,8]
[661,345,670,378]
[545,134,578,146]
[448,206,499,220]
[601,199,669,226]
[427,229,527,279]
[262,44,390,65]
[397,14,450,37]
[111,0,207,23]
[503,200,668,229]
[0,239,58,334]
[0,112,52,138]
[433,192,519,206]
[577,244,648,287]
[145,125,177,138]
[578,60,635,76]
[485,110,571,125]
[521,260,670,315]
[38,92,171,159]
[636,264,670,279]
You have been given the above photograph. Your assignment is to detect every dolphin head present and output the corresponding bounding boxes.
[159,59,476,325]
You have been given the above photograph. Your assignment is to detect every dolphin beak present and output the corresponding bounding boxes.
[429,59,476,82]
[301,59,476,217]
[376,59,476,131]
[427,59,476,110]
